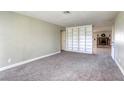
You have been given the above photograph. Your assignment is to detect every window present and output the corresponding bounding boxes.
[66,25,92,54]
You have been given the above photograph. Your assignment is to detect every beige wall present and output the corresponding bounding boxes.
[0,12,62,68]
[114,12,124,71]
[61,31,66,50]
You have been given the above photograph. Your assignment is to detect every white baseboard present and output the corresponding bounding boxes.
[0,51,61,72]
[114,58,124,76]
[64,49,92,54]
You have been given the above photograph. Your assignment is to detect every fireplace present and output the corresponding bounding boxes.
[101,38,106,45]
[97,33,110,48]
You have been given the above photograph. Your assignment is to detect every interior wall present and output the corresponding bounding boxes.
[61,31,66,50]
[0,12,62,68]
[114,12,124,71]
[111,25,115,59]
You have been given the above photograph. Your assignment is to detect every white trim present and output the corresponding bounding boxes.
[0,51,61,72]
[114,58,124,76]
[64,49,92,54]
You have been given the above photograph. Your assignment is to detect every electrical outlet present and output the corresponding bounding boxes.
[8,58,11,63]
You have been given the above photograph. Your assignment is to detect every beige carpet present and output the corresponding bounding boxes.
[0,51,124,81]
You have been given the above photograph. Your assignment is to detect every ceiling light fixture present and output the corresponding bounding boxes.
[63,11,71,14]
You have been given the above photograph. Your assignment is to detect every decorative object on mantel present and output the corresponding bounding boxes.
[101,33,105,37]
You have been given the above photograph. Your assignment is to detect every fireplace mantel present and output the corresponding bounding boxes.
[97,37,110,48]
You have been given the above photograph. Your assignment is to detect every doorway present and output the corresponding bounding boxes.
[93,31,112,55]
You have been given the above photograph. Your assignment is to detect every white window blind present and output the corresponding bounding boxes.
[73,27,78,51]
[65,25,92,54]
[79,26,86,52]
[66,28,73,50]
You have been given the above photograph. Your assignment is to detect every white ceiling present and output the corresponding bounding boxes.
[15,11,118,31]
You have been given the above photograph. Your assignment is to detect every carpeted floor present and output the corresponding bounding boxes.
[0,51,124,81]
